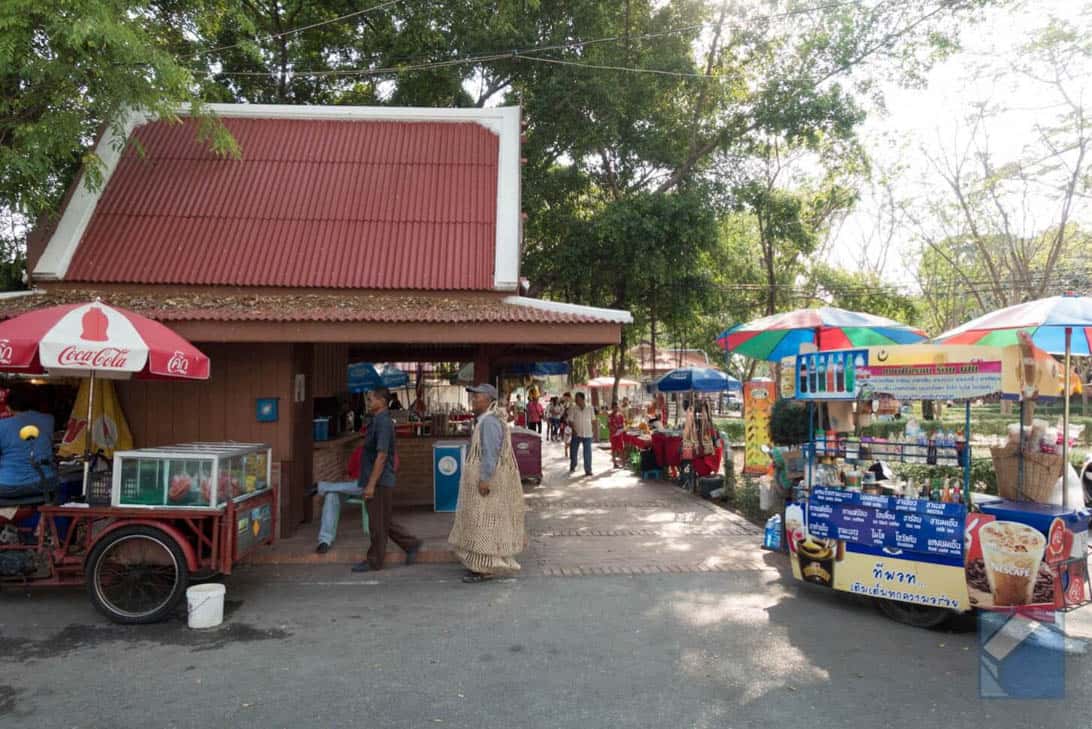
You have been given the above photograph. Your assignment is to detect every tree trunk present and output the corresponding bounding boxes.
[650,313,658,383]
[611,335,626,406]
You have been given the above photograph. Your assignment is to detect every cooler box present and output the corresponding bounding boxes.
[510,427,542,482]
[433,441,466,512]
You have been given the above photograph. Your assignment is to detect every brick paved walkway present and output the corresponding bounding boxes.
[522,440,764,577]
[252,437,766,577]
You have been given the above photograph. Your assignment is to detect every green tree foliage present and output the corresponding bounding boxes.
[0,0,237,224]
[811,262,919,325]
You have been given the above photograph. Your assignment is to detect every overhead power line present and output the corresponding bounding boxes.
[205,0,861,80]
[203,0,403,56]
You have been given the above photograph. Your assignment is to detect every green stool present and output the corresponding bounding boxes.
[344,496,371,536]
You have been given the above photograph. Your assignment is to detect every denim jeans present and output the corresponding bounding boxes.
[570,436,593,474]
[317,480,363,546]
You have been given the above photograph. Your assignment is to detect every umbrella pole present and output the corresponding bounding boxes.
[82,370,96,496]
[1064,327,1072,509]
[1018,400,1025,499]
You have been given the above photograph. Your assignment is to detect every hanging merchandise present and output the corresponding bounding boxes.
[744,379,773,474]
[58,378,134,459]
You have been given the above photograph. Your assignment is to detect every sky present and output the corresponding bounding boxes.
[826,0,1091,287]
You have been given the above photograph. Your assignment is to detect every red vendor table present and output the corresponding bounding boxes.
[651,432,683,468]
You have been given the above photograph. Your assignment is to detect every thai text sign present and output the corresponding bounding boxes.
[807,487,965,564]
[858,360,1002,401]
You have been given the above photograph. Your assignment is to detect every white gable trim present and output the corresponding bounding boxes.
[33,111,153,281]
[505,296,633,324]
[33,104,522,290]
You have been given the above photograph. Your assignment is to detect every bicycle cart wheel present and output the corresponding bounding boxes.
[876,598,952,629]
[86,525,189,624]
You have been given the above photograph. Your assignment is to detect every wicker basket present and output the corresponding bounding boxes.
[991,444,1063,503]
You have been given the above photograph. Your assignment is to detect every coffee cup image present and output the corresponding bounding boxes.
[979,521,1047,606]
[784,505,805,553]
[796,536,836,586]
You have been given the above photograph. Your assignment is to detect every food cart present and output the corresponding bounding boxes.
[1,441,277,624]
[0,301,278,624]
[784,343,1090,627]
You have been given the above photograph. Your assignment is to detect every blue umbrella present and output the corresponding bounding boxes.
[656,367,741,392]
[504,361,570,377]
[348,363,409,392]
[348,362,383,393]
[379,364,409,388]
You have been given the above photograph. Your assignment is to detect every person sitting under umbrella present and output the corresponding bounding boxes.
[0,385,56,499]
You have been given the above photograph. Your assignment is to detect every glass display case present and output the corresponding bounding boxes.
[111,443,272,509]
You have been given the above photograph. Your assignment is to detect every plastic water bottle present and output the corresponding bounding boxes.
[763,515,782,551]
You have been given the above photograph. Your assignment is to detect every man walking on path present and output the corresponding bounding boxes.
[448,383,527,583]
[568,392,594,476]
[352,387,422,573]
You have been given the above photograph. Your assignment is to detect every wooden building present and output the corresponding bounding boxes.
[7,104,631,535]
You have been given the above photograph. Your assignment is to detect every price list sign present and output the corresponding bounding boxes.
[806,488,964,562]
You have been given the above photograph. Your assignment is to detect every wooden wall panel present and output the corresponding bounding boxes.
[116,343,294,458]
[114,341,313,537]
[312,343,348,399]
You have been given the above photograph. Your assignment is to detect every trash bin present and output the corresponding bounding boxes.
[510,427,542,483]
[433,441,466,512]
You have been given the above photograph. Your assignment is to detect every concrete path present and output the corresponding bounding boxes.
[250,436,762,576]
[523,438,762,576]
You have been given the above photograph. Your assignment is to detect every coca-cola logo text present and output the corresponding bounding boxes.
[166,351,190,375]
[57,345,130,369]
[0,340,12,365]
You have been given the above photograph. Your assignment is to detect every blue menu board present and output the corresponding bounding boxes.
[805,487,964,564]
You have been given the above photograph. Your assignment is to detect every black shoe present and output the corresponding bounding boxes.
[462,572,494,583]
[405,543,422,566]
[316,542,330,554]
[351,561,373,573]
[305,482,319,498]
[569,468,576,474]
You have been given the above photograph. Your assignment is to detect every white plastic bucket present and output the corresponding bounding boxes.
[186,583,226,629]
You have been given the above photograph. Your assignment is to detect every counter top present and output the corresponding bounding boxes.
[313,431,363,450]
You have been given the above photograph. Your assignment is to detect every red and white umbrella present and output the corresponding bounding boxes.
[0,301,210,491]
[0,301,209,379]
[584,376,641,389]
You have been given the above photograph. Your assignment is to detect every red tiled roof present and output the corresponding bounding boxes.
[0,291,618,326]
[63,118,499,290]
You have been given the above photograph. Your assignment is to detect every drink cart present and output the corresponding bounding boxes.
[0,441,277,624]
[783,343,1090,628]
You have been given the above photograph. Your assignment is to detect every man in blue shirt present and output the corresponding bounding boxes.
[352,387,421,573]
[0,385,55,498]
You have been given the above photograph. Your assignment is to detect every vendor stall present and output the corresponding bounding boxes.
[783,343,1090,627]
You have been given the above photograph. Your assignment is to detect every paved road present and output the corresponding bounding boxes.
[4,442,1092,728]
[4,561,1092,729]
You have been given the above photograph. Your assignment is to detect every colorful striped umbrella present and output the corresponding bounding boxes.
[717,307,927,362]
[935,292,1092,508]
[933,294,1092,354]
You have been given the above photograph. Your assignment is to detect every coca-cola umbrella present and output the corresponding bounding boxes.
[0,301,210,491]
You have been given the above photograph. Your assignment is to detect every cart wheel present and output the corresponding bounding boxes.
[86,525,189,624]
[876,598,952,629]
